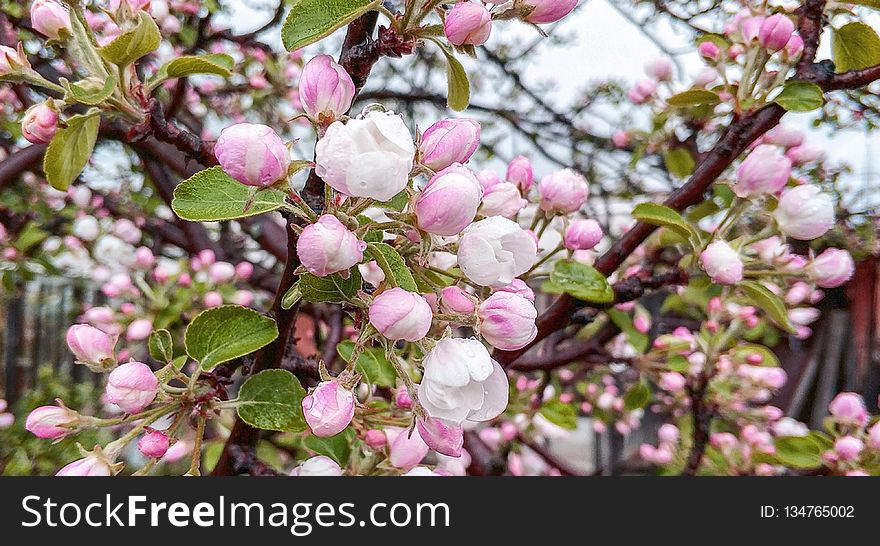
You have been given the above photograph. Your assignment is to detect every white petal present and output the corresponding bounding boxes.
[467,361,509,422]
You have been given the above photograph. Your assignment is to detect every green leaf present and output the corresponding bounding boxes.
[773,81,825,112]
[632,202,698,243]
[185,305,279,370]
[731,343,780,368]
[300,270,362,303]
[832,22,880,73]
[667,355,690,372]
[540,400,578,429]
[663,147,696,178]
[99,11,161,65]
[623,381,651,411]
[337,341,397,387]
[43,112,100,191]
[667,89,721,107]
[774,436,823,469]
[64,75,118,106]
[162,54,234,78]
[171,167,287,222]
[281,0,380,51]
[436,42,470,112]
[148,329,174,363]
[739,281,797,334]
[13,221,48,252]
[237,369,307,432]
[303,428,355,466]
[607,309,649,353]
[365,242,418,292]
[543,259,614,304]
[849,0,880,8]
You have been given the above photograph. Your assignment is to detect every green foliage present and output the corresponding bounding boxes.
[99,11,161,66]
[237,370,307,432]
[832,22,880,72]
[365,242,418,292]
[148,329,174,363]
[540,400,578,429]
[282,0,380,51]
[184,305,279,370]
[43,111,100,190]
[303,429,356,466]
[337,341,398,387]
[542,259,615,304]
[171,167,287,222]
[298,269,363,304]
[773,81,825,112]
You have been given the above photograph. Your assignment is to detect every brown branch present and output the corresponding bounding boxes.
[0,145,46,189]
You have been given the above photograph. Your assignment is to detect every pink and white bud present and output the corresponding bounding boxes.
[758,14,795,52]
[296,215,365,277]
[232,290,254,307]
[138,430,170,458]
[415,164,483,236]
[134,247,155,269]
[564,219,603,251]
[0,45,24,76]
[868,422,880,450]
[203,291,223,308]
[522,0,579,24]
[627,79,656,104]
[416,416,464,457]
[302,381,356,438]
[784,34,804,60]
[834,436,864,462]
[419,118,481,171]
[786,144,824,165]
[208,261,236,284]
[440,286,476,315]
[646,57,674,81]
[774,184,834,241]
[105,361,158,414]
[235,261,254,280]
[734,145,792,197]
[740,16,765,43]
[698,41,720,61]
[700,241,743,285]
[214,123,290,187]
[25,405,78,439]
[299,55,356,120]
[764,124,804,148]
[386,427,430,470]
[444,2,492,46]
[828,392,868,426]
[125,318,153,341]
[476,169,502,191]
[21,102,58,144]
[495,279,535,301]
[364,429,386,449]
[368,287,434,342]
[30,0,71,40]
[807,248,854,288]
[394,386,413,409]
[56,454,113,476]
[315,111,415,201]
[480,182,526,219]
[506,155,534,192]
[538,169,589,213]
[66,323,116,366]
[659,372,686,392]
[657,423,680,444]
[290,455,343,476]
[477,291,538,351]
[458,216,538,287]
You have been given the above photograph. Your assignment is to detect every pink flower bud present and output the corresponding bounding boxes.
[25,405,77,439]
[646,57,674,81]
[214,123,290,187]
[522,0,579,24]
[477,291,538,351]
[105,362,158,413]
[538,169,589,213]
[302,380,356,438]
[415,164,483,236]
[758,14,795,52]
[506,155,534,192]
[564,219,603,251]
[203,291,223,307]
[290,455,343,476]
[659,372,686,392]
[364,429,387,449]
[834,436,864,462]
[125,318,153,341]
[369,287,434,342]
[0,45,23,76]
[807,248,854,289]
[784,34,804,60]
[416,416,464,457]
[394,386,413,409]
[30,0,71,40]
[828,392,868,426]
[299,55,355,120]
[476,169,502,191]
[495,279,535,302]
[774,185,834,241]
[56,454,113,476]
[868,422,880,450]
[386,427,430,470]
[419,118,481,171]
[138,430,170,458]
[296,215,365,277]
[764,124,804,148]
[208,261,236,284]
[740,16,765,43]
[786,144,824,165]
[440,286,476,315]
[698,41,720,61]
[232,290,255,307]
[235,261,254,280]
[21,102,58,144]
[480,182,526,219]
[134,246,155,268]
[444,2,492,46]
[66,324,116,369]
[700,241,743,285]
[734,145,792,197]
[657,424,679,444]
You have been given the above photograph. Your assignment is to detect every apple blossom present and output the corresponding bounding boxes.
[415,164,483,236]
[25,405,78,439]
[522,0,579,24]
[214,123,290,187]
[828,392,868,426]
[480,182,527,219]
[758,14,795,52]
[834,436,864,462]
[439,286,476,315]
[368,287,433,342]
[364,429,386,449]
[126,318,153,341]
[506,155,534,192]
[30,0,71,41]
[698,41,720,61]
[416,416,464,457]
[457,216,538,287]
[315,110,415,201]
[774,185,834,240]
[105,362,158,413]
[476,169,502,191]
[302,381,356,437]
[733,145,792,197]
[386,427,430,470]
[444,2,492,46]
[290,456,343,476]
[66,324,116,370]
[56,454,114,477]
[209,261,236,284]
[564,219,603,251]
[868,422,880,450]
[700,241,743,285]
[418,118,481,171]
[495,279,536,301]
[418,338,509,424]
[807,248,854,289]
[138,430,170,458]
[299,55,356,120]
[538,169,589,213]
[296,215,365,277]
[21,102,58,144]
[477,291,538,351]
